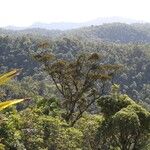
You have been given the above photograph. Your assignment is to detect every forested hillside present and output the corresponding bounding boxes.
[2,23,150,43]
[1,23,150,150]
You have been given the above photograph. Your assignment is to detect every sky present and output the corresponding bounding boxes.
[0,0,150,27]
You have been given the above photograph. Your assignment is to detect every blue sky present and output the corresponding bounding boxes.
[0,0,150,27]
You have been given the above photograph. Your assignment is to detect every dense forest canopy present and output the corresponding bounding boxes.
[1,23,150,150]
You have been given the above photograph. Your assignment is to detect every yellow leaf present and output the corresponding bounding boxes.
[0,99,24,111]
[0,69,21,85]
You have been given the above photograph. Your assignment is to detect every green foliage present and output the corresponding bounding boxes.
[96,86,150,150]
[0,70,24,149]
[35,97,61,116]
[1,23,150,149]
[0,108,83,150]
[39,116,83,150]
[1,32,150,106]
[75,114,103,150]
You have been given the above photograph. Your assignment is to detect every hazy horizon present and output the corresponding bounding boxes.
[1,0,150,27]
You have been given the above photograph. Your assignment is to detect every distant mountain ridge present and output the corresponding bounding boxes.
[69,23,150,43]
[1,22,150,44]
[3,17,145,31]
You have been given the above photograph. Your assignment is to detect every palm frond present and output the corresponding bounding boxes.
[0,99,24,111]
[0,69,21,85]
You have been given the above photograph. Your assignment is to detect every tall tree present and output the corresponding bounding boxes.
[35,52,121,126]
[96,85,150,150]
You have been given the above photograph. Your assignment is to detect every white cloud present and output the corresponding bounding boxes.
[0,0,150,26]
